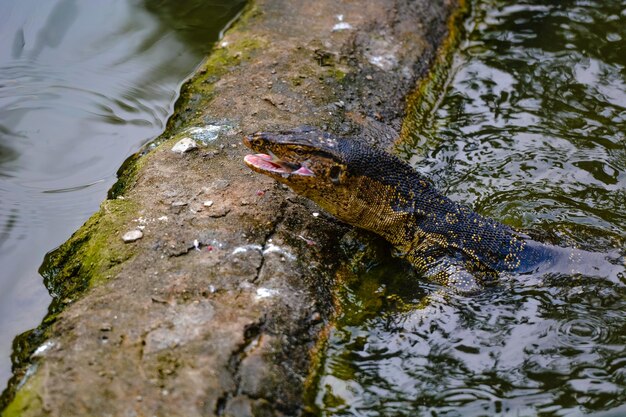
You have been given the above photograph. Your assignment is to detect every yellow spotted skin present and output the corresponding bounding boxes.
[244,127,555,293]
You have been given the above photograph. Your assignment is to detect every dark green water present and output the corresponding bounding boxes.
[315,1,626,416]
[0,0,245,391]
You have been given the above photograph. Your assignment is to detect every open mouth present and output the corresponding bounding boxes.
[243,152,314,176]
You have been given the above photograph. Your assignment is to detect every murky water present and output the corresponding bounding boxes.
[315,0,626,416]
[0,0,245,390]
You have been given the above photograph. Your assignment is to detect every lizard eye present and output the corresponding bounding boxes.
[294,148,306,156]
[329,165,342,184]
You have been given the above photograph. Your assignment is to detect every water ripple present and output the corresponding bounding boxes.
[557,318,610,349]
[318,0,626,415]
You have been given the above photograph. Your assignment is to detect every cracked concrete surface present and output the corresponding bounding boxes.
[1,0,461,416]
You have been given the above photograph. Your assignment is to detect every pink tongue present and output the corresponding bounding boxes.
[244,154,288,173]
[244,154,315,176]
[294,166,314,176]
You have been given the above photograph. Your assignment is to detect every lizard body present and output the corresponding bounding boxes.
[242,127,584,292]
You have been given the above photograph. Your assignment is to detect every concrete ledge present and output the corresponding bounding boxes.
[1,0,462,416]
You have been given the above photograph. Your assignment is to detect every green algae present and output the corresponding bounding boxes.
[165,5,266,133]
[396,0,469,155]
[42,198,140,301]
[324,67,347,82]
[1,371,43,417]
[108,153,142,199]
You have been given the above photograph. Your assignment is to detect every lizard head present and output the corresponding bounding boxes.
[243,127,373,224]
[243,127,429,232]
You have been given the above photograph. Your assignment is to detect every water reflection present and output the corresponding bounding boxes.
[320,265,626,416]
[318,0,626,415]
[0,0,244,391]
[0,142,17,169]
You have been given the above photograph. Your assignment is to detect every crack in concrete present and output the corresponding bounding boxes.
[215,318,265,416]
[252,200,287,284]
[215,200,286,415]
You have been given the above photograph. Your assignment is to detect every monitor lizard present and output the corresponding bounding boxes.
[243,127,621,293]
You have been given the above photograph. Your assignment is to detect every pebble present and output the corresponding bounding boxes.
[203,200,214,207]
[162,190,179,198]
[122,230,143,243]
[208,207,231,218]
[171,137,198,153]
[209,179,230,190]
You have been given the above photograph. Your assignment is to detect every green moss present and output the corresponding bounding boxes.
[39,196,140,316]
[396,0,469,154]
[325,67,347,82]
[108,153,143,199]
[164,5,267,133]
[320,385,347,410]
[1,372,43,417]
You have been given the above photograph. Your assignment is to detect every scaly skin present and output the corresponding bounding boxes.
[243,127,557,293]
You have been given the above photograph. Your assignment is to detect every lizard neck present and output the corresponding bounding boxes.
[407,199,555,272]
[377,169,547,272]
